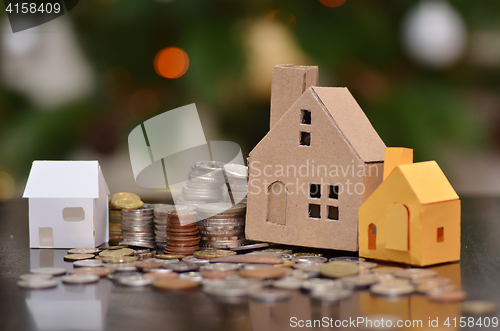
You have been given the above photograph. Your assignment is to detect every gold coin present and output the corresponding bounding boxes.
[193,249,236,260]
[101,255,138,263]
[320,261,359,278]
[462,301,498,315]
[155,254,184,260]
[293,252,322,257]
[110,192,141,202]
[113,199,144,210]
[101,245,127,250]
[240,266,290,280]
[67,248,100,255]
[99,248,134,257]
[152,278,200,291]
[63,254,95,261]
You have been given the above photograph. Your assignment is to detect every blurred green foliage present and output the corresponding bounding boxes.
[0,0,497,184]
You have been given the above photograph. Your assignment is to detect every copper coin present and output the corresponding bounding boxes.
[168,242,200,248]
[200,269,236,279]
[143,272,178,281]
[167,228,199,235]
[165,246,200,253]
[239,267,291,280]
[167,223,197,230]
[135,261,164,270]
[167,235,201,242]
[69,267,112,278]
[153,278,200,291]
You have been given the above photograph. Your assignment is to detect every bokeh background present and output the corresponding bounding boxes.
[1,0,500,201]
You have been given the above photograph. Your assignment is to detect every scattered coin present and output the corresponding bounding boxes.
[135,261,164,270]
[179,271,203,282]
[395,268,438,280]
[17,279,58,289]
[320,261,359,278]
[153,278,201,291]
[342,274,379,288]
[413,277,453,294]
[211,253,282,264]
[193,250,237,260]
[302,279,343,292]
[329,256,365,263]
[101,255,138,264]
[250,288,291,302]
[143,272,178,281]
[62,274,100,285]
[273,277,304,290]
[69,267,112,278]
[107,272,142,282]
[99,248,134,258]
[260,248,293,255]
[118,275,154,287]
[155,254,184,260]
[371,279,415,296]
[163,261,199,273]
[100,245,128,250]
[74,259,104,268]
[182,256,210,265]
[31,267,67,276]
[104,263,138,272]
[67,248,100,255]
[202,263,240,272]
[428,288,468,303]
[240,266,290,280]
[293,252,322,258]
[64,253,96,262]
[292,256,327,264]
[19,273,53,281]
[371,266,404,275]
[461,301,498,315]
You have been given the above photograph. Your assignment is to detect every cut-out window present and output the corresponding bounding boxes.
[308,204,320,218]
[300,132,311,146]
[301,109,311,125]
[62,207,85,222]
[39,227,54,247]
[309,184,321,199]
[437,227,444,242]
[327,206,339,220]
[329,185,339,199]
[368,223,377,250]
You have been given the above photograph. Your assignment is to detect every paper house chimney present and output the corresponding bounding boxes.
[23,161,110,248]
[359,148,461,266]
[246,65,386,251]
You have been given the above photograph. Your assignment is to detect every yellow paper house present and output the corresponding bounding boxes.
[359,148,460,266]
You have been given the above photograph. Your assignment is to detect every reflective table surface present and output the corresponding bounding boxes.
[1,197,499,331]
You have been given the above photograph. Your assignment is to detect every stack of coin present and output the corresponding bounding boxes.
[120,204,155,249]
[154,204,197,251]
[224,164,248,204]
[165,210,200,256]
[180,161,227,204]
[108,192,142,245]
[197,203,246,249]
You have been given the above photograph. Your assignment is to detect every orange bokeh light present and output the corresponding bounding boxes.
[319,0,347,8]
[154,47,189,79]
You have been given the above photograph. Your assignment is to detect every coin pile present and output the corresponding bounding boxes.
[154,204,196,251]
[224,163,248,204]
[120,204,155,249]
[165,210,200,256]
[181,161,227,204]
[109,192,143,245]
[197,203,246,249]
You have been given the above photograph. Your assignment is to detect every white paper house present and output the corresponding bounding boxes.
[23,161,110,248]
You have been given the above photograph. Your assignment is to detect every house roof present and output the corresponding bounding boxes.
[396,161,459,204]
[23,161,109,199]
[311,87,386,162]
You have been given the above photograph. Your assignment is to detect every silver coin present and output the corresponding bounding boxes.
[370,281,415,296]
[179,271,203,282]
[394,268,438,280]
[182,256,211,265]
[223,163,248,178]
[203,281,250,297]
[104,263,138,272]
[62,274,100,284]
[31,267,67,276]
[328,256,366,263]
[18,279,58,289]
[19,273,53,281]
[163,261,199,272]
[202,263,240,272]
[144,268,173,274]
[342,273,379,288]
[310,288,352,302]
[118,275,153,287]
[302,279,343,292]
[74,259,104,268]
[250,288,291,302]
[107,272,142,281]
[273,277,304,290]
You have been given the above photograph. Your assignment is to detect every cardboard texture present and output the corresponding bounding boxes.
[246,64,386,251]
[359,148,460,266]
[383,147,413,180]
[23,161,110,248]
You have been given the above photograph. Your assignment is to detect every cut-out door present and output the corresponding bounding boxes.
[267,181,287,225]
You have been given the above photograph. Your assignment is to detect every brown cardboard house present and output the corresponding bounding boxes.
[246,64,386,251]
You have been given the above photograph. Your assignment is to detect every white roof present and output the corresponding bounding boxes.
[23,161,109,198]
